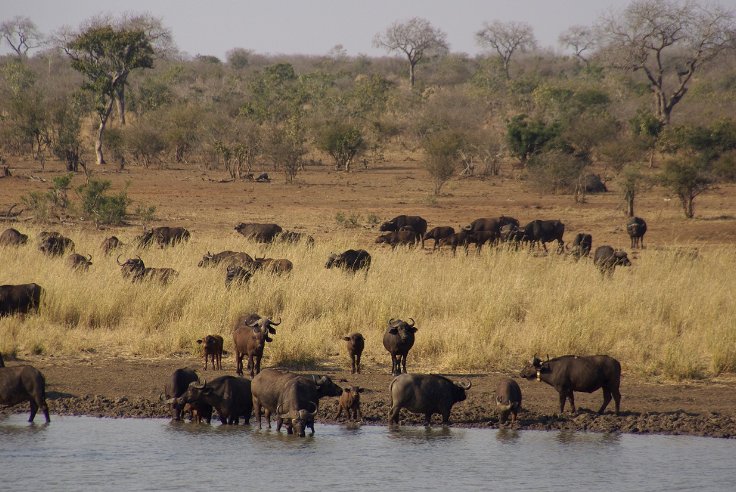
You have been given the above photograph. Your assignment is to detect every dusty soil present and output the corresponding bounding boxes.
[2,355,736,438]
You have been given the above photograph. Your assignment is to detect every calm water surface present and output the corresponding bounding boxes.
[1,415,735,491]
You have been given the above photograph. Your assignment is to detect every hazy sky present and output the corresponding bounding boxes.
[3,0,736,59]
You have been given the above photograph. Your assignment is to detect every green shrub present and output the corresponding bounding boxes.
[77,179,130,225]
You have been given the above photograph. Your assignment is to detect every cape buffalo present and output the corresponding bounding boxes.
[137,226,190,248]
[0,228,28,246]
[198,250,254,268]
[383,318,418,376]
[336,386,363,421]
[389,374,471,426]
[569,233,592,258]
[342,332,365,374]
[326,249,371,273]
[251,368,342,436]
[197,335,224,370]
[233,314,280,377]
[225,264,253,287]
[39,232,74,256]
[253,258,293,275]
[66,253,93,271]
[593,246,631,276]
[423,226,455,250]
[495,378,522,423]
[100,236,123,255]
[466,216,519,234]
[163,368,201,421]
[117,255,178,284]
[520,355,621,415]
[375,227,418,249]
[277,231,315,245]
[0,359,50,423]
[380,215,427,247]
[0,283,43,317]
[522,219,565,253]
[439,230,477,255]
[627,217,647,249]
[169,376,252,425]
[234,223,283,243]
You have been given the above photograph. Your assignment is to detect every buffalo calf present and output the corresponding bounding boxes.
[495,378,522,423]
[342,333,365,374]
[336,386,363,421]
[197,335,224,370]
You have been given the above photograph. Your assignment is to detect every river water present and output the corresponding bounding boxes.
[1,415,735,491]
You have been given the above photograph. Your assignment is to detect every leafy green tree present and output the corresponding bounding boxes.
[423,130,464,195]
[77,179,130,226]
[63,25,154,164]
[0,60,48,163]
[506,114,559,165]
[660,155,714,218]
[49,92,88,172]
[316,123,365,171]
[266,117,306,183]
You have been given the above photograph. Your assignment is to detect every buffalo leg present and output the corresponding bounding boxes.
[356,353,361,374]
[29,400,38,422]
[355,406,362,421]
[389,406,400,425]
[254,399,262,428]
[441,410,451,426]
[599,388,612,415]
[558,391,567,413]
[424,412,433,427]
[235,352,243,376]
[568,391,576,413]
[351,355,356,374]
[613,387,621,415]
[336,406,343,419]
[248,355,256,377]
[254,355,261,376]
[401,354,407,374]
[204,354,208,371]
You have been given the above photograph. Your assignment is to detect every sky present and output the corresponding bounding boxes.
[3,0,736,59]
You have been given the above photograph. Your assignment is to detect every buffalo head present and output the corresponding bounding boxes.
[387,318,418,340]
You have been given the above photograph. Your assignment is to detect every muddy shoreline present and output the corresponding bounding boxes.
[2,356,736,438]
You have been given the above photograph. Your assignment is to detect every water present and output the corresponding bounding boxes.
[1,415,735,491]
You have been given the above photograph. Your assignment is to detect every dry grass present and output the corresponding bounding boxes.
[2,225,734,380]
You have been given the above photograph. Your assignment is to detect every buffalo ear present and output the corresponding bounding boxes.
[268,327,277,334]
[196,339,203,344]
[409,327,418,332]
[344,387,351,393]
[342,336,351,341]
[265,336,274,343]
[357,387,364,393]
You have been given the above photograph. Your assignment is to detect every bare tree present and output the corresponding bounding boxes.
[475,21,537,79]
[0,16,44,58]
[597,0,736,125]
[559,25,597,66]
[373,17,449,87]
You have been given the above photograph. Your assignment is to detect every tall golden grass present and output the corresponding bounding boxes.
[1,225,735,380]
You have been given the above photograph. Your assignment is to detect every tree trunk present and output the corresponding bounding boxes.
[95,99,115,165]
[682,194,695,219]
[625,190,635,217]
[409,60,416,87]
[116,85,126,126]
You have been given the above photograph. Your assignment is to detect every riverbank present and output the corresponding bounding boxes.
[2,355,736,438]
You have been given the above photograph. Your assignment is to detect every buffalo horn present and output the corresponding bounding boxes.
[407,318,415,327]
[136,254,142,261]
[270,317,282,326]
[164,398,177,404]
[116,254,124,266]
[458,380,472,390]
[192,378,206,389]
[87,254,92,262]
[387,318,396,326]
[305,401,318,418]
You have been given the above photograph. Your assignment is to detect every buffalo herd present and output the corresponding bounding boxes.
[0,210,642,431]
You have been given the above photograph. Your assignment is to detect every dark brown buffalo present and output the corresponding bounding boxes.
[163,368,200,421]
[0,357,50,423]
[382,318,418,376]
[198,250,254,268]
[39,232,74,256]
[627,217,647,249]
[522,219,565,253]
[326,249,371,273]
[342,332,365,374]
[100,236,123,255]
[234,223,283,243]
[471,230,499,253]
[569,233,593,258]
[253,258,293,275]
[233,314,280,377]
[593,246,631,276]
[520,355,621,415]
[117,255,178,284]
[169,376,252,425]
[0,228,28,246]
[439,230,477,255]
[495,378,522,423]
[336,386,363,421]
[225,265,253,287]
[183,401,213,424]
[277,231,315,245]
[380,215,427,247]
[389,374,471,426]
[375,227,418,249]
[251,368,342,437]
[66,253,93,271]
[423,226,455,250]
[137,226,190,248]
[0,283,43,317]
[197,335,224,370]
[466,216,519,234]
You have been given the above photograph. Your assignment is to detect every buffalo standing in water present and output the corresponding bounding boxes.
[0,353,50,423]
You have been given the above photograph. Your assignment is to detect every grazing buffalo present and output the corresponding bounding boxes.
[251,368,342,436]
[336,386,363,421]
[169,376,252,425]
[253,258,293,275]
[439,230,476,255]
[423,226,455,250]
[520,355,621,415]
[117,255,178,284]
[278,231,315,245]
[198,250,254,268]
[163,368,200,421]
[495,378,522,423]
[0,228,28,246]
[225,264,253,287]
[627,217,647,249]
[466,216,519,235]
[342,333,365,374]
[233,314,280,377]
[39,232,74,256]
[100,236,123,255]
[376,226,418,249]
[326,249,371,273]
[197,335,224,371]
[500,223,525,248]
[234,223,283,243]
[593,246,631,276]
[0,357,50,423]
[569,233,593,258]
[380,215,427,247]
[522,219,565,253]
[137,227,190,248]
[389,374,471,426]
[0,283,43,317]
[471,230,499,253]
[66,253,92,271]
[383,318,418,376]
